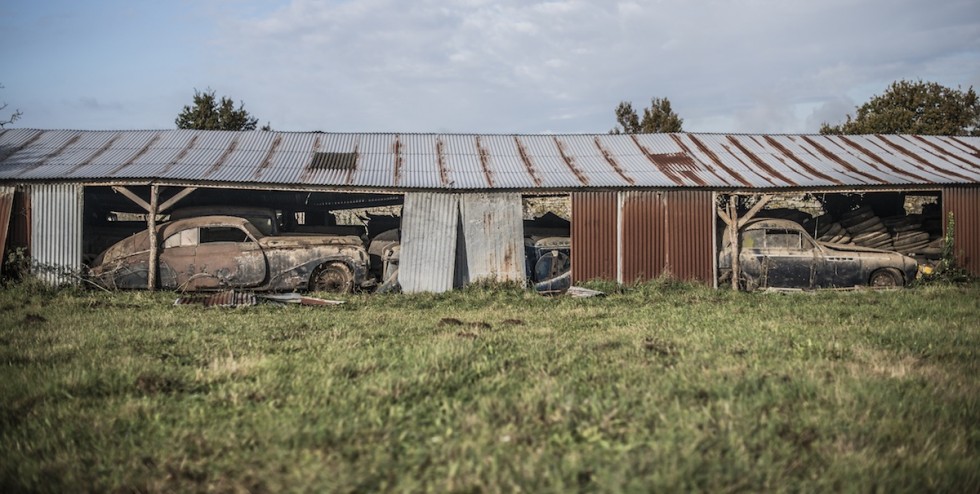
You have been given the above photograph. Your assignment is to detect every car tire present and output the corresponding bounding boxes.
[310,262,354,293]
[869,268,902,288]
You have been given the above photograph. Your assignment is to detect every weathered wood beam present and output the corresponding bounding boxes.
[112,186,152,213]
[729,195,740,291]
[147,185,159,291]
[717,207,732,227]
[736,194,774,228]
[158,187,198,213]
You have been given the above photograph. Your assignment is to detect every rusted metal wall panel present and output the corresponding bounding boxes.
[943,186,980,277]
[664,190,714,282]
[459,193,526,285]
[571,191,618,282]
[399,192,459,293]
[0,186,13,275]
[29,184,83,285]
[621,190,667,283]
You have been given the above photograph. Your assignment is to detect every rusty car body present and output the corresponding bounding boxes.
[89,215,373,292]
[719,218,918,290]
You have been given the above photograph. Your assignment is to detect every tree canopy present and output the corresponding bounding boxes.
[175,89,266,131]
[820,80,980,136]
[611,97,683,134]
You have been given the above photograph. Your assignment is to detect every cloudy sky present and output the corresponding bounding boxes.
[2,0,979,134]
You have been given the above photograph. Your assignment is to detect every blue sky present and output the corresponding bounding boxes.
[2,0,979,133]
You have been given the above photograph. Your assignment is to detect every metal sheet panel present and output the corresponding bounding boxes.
[459,193,526,284]
[571,191,617,282]
[943,186,980,277]
[2,129,980,190]
[664,190,714,282]
[400,192,459,293]
[621,190,667,283]
[29,184,83,285]
[0,186,13,275]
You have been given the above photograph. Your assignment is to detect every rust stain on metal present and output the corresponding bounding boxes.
[727,136,796,186]
[630,135,685,186]
[908,136,980,172]
[942,187,980,277]
[0,129,44,162]
[66,132,123,175]
[475,136,496,188]
[948,136,980,158]
[160,135,200,175]
[15,134,81,177]
[345,142,359,186]
[393,134,404,187]
[513,136,542,187]
[797,136,882,184]
[197,136,239,178]
[683,135,753,187]
[298,135,323,183]
[668,135,729,185]
[108,132,162,176]
[838,136,931,183]
[253,134,283,180]
[553,136,589,186]
[719,143,778,186]
[571,191,617,283]
[593,137,635,185]
[435,137,451,187]
[875,136,973,182]
[762,136,842,185]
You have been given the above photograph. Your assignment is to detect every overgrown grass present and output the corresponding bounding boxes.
[1,280,978,492]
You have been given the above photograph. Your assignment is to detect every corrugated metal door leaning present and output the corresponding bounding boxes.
[30,184,83,285]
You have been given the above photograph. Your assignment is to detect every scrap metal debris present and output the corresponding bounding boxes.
[174,290,344,307]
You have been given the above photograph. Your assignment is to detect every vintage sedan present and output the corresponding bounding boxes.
[719,218,918,290]
[89,215,373,292]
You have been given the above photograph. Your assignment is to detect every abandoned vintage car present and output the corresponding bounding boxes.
[89,215,373,292]
[719,218,918,290]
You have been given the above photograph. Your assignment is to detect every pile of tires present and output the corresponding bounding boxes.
[801,205,943,256]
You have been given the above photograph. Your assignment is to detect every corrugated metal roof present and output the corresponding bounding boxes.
[2,129,979,190]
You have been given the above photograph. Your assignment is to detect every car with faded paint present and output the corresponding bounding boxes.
[89,215,373,292]
[719,218,918,290]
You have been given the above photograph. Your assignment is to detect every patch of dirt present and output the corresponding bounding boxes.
[502,319,525,325]
[135,373,186,395]
[438,318,464,327]
[22,313,46,325]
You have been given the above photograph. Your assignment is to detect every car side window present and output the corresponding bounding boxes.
[200,226,252,243]
[163,228,200,248]
[741,230,764,249]
[765,229,802,249]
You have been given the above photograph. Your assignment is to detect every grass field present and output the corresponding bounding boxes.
[1,280,979,492]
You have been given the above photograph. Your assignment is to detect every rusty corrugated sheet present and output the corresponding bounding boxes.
[30,184,83,285]
[0,186,13,275]
[621,190,667,283]
[459,193,526,285]
[399,192,459,293]
[664,190,714,282]
[2,129,980,189]
[943,186,980,277]
[571,191,617,282]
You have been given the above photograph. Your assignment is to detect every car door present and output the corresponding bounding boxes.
[761,229,816,289]
[813,247,862,288]
[160,224,267,290]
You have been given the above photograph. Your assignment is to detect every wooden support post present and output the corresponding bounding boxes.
[147,185,159,291]
[729,195,740,291]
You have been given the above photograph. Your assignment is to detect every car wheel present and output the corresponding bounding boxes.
[310,262,354,293]
[869,269,902,288]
